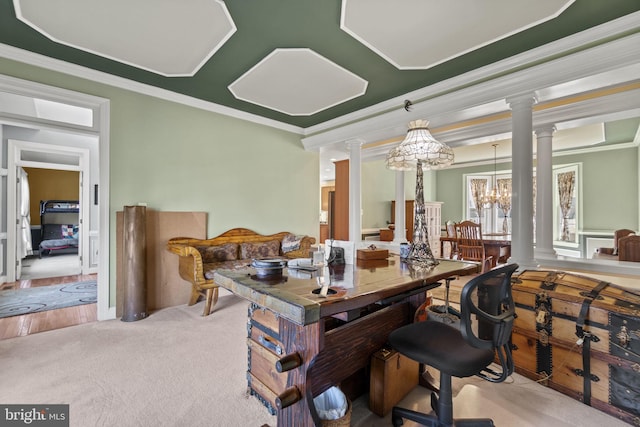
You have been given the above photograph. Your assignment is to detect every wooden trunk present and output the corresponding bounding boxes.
[512,270,640,425]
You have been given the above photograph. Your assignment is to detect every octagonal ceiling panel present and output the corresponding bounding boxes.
[228,48,368,116]
[341,0,575,70]
[14,0,236,76]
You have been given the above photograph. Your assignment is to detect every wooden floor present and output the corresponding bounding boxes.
[0,273,98,340]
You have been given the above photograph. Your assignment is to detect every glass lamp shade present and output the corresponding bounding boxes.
[386,120,454,171]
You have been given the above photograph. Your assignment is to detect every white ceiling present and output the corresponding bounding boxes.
[15,0,237,76]
[14,0,574,117]
[340,0,573,69]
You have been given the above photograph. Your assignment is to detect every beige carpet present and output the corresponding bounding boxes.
[0,292,275,427]
[0,289,631,427]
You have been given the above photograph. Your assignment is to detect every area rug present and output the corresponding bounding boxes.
[0,280,97,318]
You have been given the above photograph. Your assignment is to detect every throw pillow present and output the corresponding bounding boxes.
[281,233,303,253]
[196,243,238,263]
[61,224,78,239]
[240,240,281,259]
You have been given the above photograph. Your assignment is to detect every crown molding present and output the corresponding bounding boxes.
[302,12,640,150]
[1,10,638,141]
[0,43,304,135]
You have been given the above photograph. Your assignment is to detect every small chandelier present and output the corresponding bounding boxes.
[386,120,454,268]
[482,144,500,207]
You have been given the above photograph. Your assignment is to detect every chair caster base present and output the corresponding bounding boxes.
[391,413,404,427]
[392,406,495,427]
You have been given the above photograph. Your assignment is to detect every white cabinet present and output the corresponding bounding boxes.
[396,200,442,258]
[424,202,442,258]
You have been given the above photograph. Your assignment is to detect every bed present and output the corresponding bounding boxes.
[39,200,80,257]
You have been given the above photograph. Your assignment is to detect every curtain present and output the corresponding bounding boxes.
[19,167,33,258]
[496,178,512,233]
[558,171,575,241]
[470,178,487,223]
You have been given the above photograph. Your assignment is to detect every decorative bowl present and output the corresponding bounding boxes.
[251,258,288,278]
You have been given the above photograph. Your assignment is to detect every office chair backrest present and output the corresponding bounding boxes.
[459,263,519,382]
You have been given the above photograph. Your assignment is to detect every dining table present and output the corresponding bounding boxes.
[440,233,511,268]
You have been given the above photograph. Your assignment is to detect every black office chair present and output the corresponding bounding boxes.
[389,263,519,427]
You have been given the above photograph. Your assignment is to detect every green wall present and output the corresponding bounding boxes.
[555,148,638,230]
[435,147,639,231]
[0,58,319,306]
[361,159,438,229]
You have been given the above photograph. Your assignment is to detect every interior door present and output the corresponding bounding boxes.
[15,167,32,279]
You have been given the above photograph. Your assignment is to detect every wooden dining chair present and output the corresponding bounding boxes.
[455,220,492,273]
[445,220,458,259]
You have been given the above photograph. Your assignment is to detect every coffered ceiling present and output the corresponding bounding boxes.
[2,0,640,185]
[1,0,639,130]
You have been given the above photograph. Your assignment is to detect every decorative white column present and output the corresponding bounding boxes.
[534,126,557,259]
[507,94,537,269]
[394,170,406,242]
[347,139,363,242]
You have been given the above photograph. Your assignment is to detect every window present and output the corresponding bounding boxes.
[464,164,581,243]
[464,173,512,234]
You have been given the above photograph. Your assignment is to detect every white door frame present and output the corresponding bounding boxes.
[0,73,112,320]
[8,140,90,278]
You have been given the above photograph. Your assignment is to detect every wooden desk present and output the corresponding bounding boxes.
[440,234,511,268]
[213,257,477,427]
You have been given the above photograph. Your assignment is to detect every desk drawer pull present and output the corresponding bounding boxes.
[276,353,302,373]
[259,335,283,355]
[276,386,301,409]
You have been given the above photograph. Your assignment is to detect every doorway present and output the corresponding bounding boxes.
[8,140,91,281]
[20,167,82,280]
[0,73,111,322]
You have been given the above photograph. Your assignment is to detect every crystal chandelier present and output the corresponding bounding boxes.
[386,120,454,267]
[482,144,500,207]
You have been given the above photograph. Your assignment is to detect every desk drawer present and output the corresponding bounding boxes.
[249,303,280,335]
[248,338,288,395]
[247,372,278,415]
[249,322,284,356]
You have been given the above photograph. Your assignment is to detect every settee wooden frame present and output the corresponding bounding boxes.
[167,228,315,316]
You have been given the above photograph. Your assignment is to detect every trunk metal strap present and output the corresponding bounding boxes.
[575,280,609,405]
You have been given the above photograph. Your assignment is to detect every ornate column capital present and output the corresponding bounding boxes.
[345,138,365,149]
[534,125,556,138]
[506,93,537,110]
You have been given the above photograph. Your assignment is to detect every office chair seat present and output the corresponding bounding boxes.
[390,321,495,379]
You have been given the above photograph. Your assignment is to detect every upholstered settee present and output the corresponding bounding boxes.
[618,234,640,262]
[595,229,635,257]
[594,229,636,260]
[167,228,315,316]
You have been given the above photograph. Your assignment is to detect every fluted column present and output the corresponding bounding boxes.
[535,126,557,259]
[507,94,537,269]
[394,171,406,242]
[347,139,363,242]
